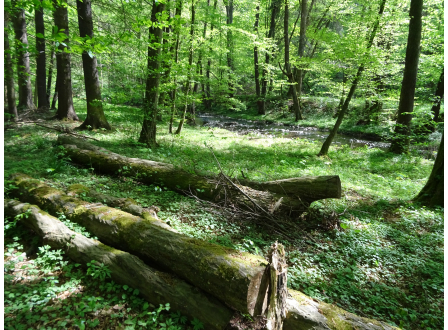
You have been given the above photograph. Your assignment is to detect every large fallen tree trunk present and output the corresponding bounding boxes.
[56,134,341,217]
[5,197,399,330]
[10,173,270,316]
[4,199,235,330]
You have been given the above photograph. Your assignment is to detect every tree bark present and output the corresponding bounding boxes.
[175,0,195,135]
[318,0,386,156]
[46,47,55,106]
[413,133,443,207]
[76,0,111,130]
[35,0,48,109]
[53,0,79,121]
[51,72,59,110]
[10,174,270,316]
[12,3,34,110]
[4,9,18,121]
[205,0,218,110]
[4,199,235,330]
[254,4,261,102]
[389,0,423,154]
[294,0,308,121]
[259,0,281,115]
[138,0,166,146]
[56,134,341,215]
[430,68,444,130]
[283,0,302,121]
[225,0,235,103]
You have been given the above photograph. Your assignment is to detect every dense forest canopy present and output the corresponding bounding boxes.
[3,0,444,329]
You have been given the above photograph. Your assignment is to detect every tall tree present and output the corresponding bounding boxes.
[294,0,309,121]
[259,0,281,115]
[138,0,166,146]
[12,1,35,110]
[280,0,302,120]
[4,8,18,121]
[389,0,423,154]
[254,3,262,112]
[76,0,111,130]
[205,0,218,110]
[53,0,79,121]
[413,133,443,207]
[429,68,444,131]
[318,0,386,156]
[225,0,235,102]
[175,0,195,135]
[35,0,48,109]
[46,46,55,106]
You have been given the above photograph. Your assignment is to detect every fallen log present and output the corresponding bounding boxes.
[56,134,341,216]
[4,197,400,330]
[10,174,271,316]
[66,183,161,221]
[4,199,235,330]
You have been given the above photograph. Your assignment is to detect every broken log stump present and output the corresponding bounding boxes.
[10,174,270,316]
[4,199,235,330]
[56,134,341,217]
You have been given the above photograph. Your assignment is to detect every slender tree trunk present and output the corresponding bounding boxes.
[259,0,280,115]
[294,0,308,121]
[283,0,302,120]
[168,0,183,134]
[389,0,423,154]
[138,0,166,146]
[35,0,48,109]
[175,0,195,135]
[430,69,444,130]
[4,9,18,121]
[225,0,235,103]
[205,0,218,110]
[318,0,386,156]
[46,47,55,106]
[53,0,79,121]
[12,3,34,110]
[254,4,263,113]
[76,0,111,130]
[413,133,443,207]
[51,73,59,110]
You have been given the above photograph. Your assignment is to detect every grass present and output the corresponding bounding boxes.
[4,99,443,330]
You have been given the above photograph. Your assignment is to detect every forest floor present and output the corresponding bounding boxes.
[4,99,444,330]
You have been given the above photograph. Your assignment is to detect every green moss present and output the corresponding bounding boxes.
[67,184,90,195]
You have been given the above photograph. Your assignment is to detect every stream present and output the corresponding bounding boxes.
[197,113,391,150]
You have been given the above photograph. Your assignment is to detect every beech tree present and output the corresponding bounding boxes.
[12,1,35,110]
[4,8,18,121]
[389,0,423,154]
[53,0,79,121]
[35,0,48,109]
[76,0,111,130]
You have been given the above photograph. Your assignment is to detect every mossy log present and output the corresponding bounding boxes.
[4,199,234,330]
[56,134,341,216]
[66,183,161,221]
[10,173,270,316]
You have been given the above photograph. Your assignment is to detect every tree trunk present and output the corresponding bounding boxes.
[175,0,195,135]
[168,0,183,134]
[226,0,235,103]
[139,0,166,146]
[46,47,55,106]
[389,0,423,154]
[56,134,341,215]
[53,0,79,121]
[205,0,218,110]
[12,3,34,110]
[318,0,386,156]
[51,73,59,110]
[413,133,443,207]
[254,4,261,106]
[4,9,18,121]
[430,68,444,130]
[35,0,48,109]
[259,0,280,115]
[10,174,270,316]
[76,0,111,130]
[4,199,235,330]
[294,0,308,121]
[283,0,302,121]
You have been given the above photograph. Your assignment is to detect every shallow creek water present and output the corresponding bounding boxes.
[197,113,391,150]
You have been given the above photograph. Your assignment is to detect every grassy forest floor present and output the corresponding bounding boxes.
[4,98,444,330]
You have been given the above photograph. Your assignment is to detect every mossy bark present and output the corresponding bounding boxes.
[57,134,341,216]
[4,199,234,330]
[10,174,270,316]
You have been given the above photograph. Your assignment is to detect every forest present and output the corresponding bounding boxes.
[3,0,444,329]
